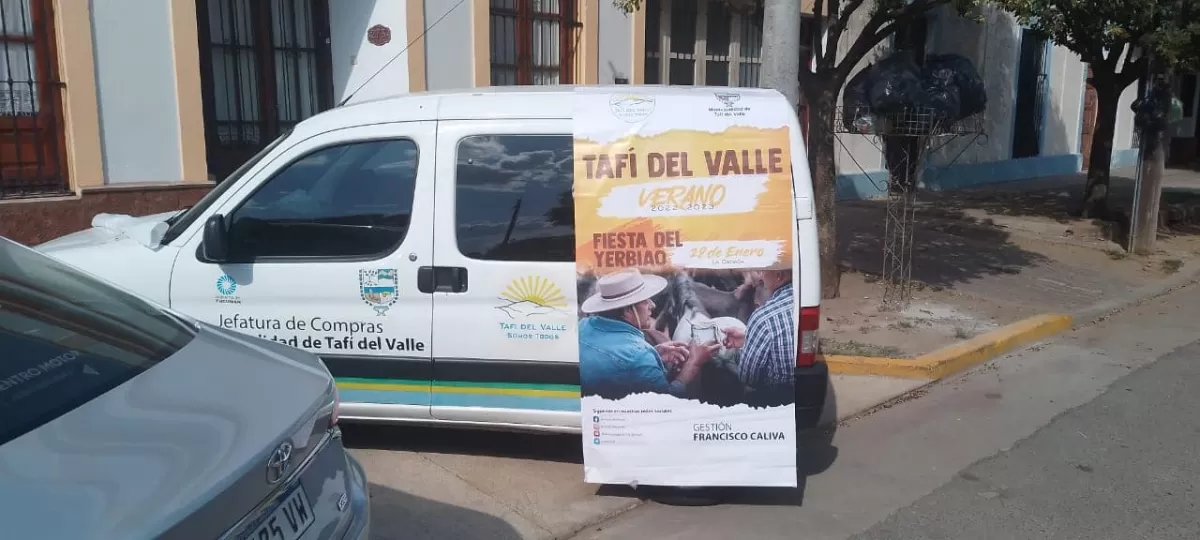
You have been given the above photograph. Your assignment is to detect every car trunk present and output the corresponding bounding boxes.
[0,326,338,540]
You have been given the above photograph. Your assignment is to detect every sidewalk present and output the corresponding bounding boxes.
[824,166,1200,413]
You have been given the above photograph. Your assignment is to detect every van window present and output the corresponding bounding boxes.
[455,134,574,262]
[0,239,195,445]
[223,138,419,261]
[161,129,293,246]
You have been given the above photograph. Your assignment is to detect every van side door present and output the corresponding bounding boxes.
[168,122,436,419]
[428,119,580,430]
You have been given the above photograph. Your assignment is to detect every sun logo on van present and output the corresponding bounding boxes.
[496,276,568,319]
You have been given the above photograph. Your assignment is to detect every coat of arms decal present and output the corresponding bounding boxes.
[359,268,399,316]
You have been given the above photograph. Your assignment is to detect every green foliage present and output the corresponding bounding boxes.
[612,0,761,13]
[997,0,1200,71]
[612,0,640,12]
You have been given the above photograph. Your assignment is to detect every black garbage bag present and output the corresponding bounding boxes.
[922,53,987,120]
[865,51,925,115]
[925,84,962,123]
[1132,82,1173,133]
[842,64,878,133]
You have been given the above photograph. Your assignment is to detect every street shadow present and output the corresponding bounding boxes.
[904,167,1200,244]
[595,376,841,507]
[343,377,839,508]
[342,424,583,466]
[838,202,1051,291]
[367,481,524,540]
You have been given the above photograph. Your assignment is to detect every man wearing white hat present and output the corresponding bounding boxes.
[579,268,720,400]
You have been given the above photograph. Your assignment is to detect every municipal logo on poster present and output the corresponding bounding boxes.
[709,91,750,118]
[608,94,655,123]
[359,268,399,316]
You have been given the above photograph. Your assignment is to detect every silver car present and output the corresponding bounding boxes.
[0,236,370,540]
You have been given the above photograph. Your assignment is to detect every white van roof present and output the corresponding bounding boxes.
[295,85,789,138]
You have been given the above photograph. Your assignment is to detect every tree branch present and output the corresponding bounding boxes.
[1117,56,1148,87]
[833,1,935,82]
[832,0,868,44]
[821,0,846,70]
[812,0,827,72]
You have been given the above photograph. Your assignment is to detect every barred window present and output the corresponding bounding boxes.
[0,0,68,199]
[644,0,818,88]
[490,0,580,86]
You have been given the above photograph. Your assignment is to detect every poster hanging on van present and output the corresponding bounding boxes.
[572,87,799,487]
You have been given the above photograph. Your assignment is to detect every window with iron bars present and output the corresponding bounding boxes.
[490,0,580,86]
[0,0,67,200]
[643,0,817,88]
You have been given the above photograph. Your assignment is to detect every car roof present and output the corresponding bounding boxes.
[291,84,788,138]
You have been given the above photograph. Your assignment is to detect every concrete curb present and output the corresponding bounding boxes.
[824,313,1075,379]
[823,258,1200,382]
[1072,256,1200,325]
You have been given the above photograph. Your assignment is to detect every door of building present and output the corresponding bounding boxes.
[195,0,335,181]
[1081,66,1098,169]
[1013,29,1048,159]
[0,0,67,199]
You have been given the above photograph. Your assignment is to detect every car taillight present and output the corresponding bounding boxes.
[330,384,341,429]
[797,306,820,367]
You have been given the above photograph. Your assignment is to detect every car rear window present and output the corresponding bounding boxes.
[0,240,196,446]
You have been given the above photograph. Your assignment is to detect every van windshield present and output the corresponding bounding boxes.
[161,129,293,245]
[0,239,196,446]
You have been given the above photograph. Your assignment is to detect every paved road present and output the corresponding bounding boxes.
[852,339,1200,540]
[572,283,1200,540]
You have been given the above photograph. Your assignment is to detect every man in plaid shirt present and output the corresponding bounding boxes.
[723,269,796,407]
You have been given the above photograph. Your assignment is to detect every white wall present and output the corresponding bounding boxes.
[598,1,633,84]
[331,0,410,104]
[832,6,889,175]
[90,0,183,184]
[834,5,1027,174]
[1113,82,1140,151]
[925,5,1021,168]
[1044,45,1086,156]
[423,0,473,91]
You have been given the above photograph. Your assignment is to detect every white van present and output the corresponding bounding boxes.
[34,85,827,434]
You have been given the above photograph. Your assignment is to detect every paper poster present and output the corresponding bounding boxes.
[573,87,799,487]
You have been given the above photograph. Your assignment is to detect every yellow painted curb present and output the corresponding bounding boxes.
[824,313,1075,380]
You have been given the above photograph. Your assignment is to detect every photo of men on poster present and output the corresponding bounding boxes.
[572,86,801,488]
[577,266,797,409]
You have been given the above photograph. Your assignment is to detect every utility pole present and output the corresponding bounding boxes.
[1129,64,1168,255]
[759,0,802,107]
[1129,0,1185,255]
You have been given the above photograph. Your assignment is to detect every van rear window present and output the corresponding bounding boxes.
[0,240,195,446]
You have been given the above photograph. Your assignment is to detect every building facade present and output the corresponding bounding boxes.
[632,0,1143,199]
[0,0,1149,245]
[0,0,631,244]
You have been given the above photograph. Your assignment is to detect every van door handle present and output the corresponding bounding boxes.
[417,266,468,294]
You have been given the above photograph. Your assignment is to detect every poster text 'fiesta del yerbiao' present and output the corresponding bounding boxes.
[572,87,800,487]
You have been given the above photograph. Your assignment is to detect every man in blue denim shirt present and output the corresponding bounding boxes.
[579,269,719,400]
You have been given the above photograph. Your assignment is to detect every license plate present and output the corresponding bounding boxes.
[239,485,316,540]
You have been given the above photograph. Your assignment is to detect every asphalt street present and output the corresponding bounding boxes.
[851,338,1200,540]
[572,283,1200,539]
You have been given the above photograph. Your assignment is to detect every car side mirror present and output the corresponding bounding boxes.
[202,214,230,262]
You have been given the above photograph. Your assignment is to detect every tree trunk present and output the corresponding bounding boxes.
[1080,83,1120,219]
[807,84,841,299]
